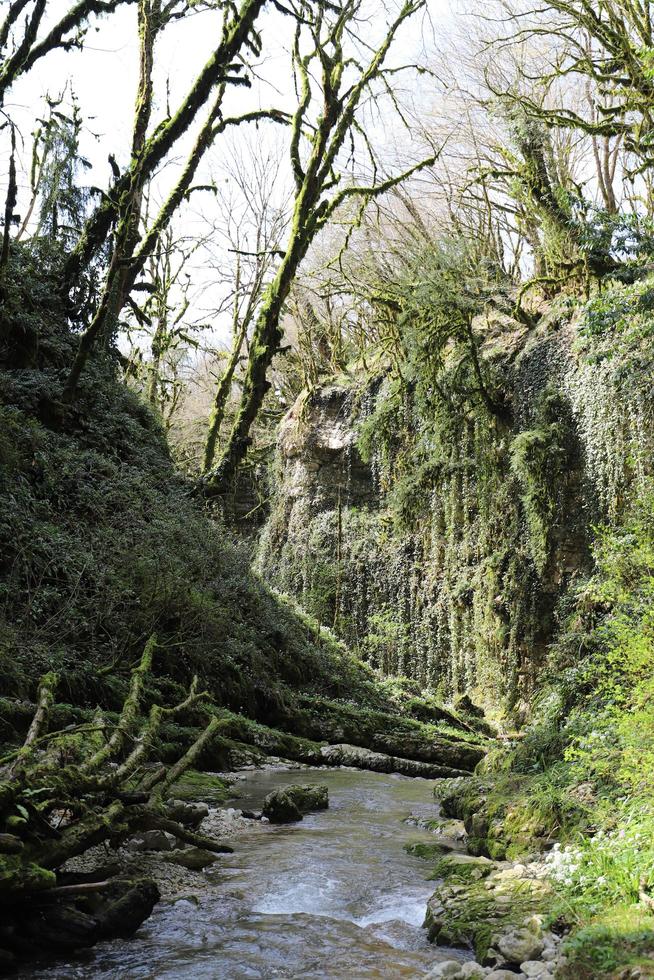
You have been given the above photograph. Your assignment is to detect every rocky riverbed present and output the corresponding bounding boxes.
[63,798,253,901]
[407,800,569,980]
[24,766,468,978]
[22,761,571,980]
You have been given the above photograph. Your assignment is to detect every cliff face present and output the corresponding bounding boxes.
[275,383,377,509]
[258,281,654,709]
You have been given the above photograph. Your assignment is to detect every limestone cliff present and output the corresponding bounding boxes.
[258,280,654,709]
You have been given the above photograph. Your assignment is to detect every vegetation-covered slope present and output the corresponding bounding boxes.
[256,263,654,976]
[0,248,492,967]
[0,248,488,760]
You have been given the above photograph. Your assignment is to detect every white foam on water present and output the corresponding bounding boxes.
[251,874,342,916]
[355,890,429,929]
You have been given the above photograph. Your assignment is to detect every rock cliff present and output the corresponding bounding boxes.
[258,283,654,709]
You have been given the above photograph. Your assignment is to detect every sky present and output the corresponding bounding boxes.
[2,0,454,345]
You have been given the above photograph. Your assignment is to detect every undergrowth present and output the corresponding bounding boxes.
[475,484,654,975]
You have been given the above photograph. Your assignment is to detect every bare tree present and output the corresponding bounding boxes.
[125,218,202,427]
[487,0,654,174]
[201,134,289,475]
[0,0,134,102]
[61,0,284,401]
[201,0,439,496]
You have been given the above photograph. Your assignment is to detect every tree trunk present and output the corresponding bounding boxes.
[201,264,249,475]
[200,243,305,495]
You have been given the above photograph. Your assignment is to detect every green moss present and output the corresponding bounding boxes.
[0,302,427,747]
[404,840,451,861]
[167,769,232,804]
[431,853,496,882]
[509,389,572,576]
[0,857,56,896]
[425,871,550,961]
[258,327,572,705]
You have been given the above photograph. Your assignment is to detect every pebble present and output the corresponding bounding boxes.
[520,961,551,977]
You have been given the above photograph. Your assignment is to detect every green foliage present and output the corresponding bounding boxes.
[548,810,654,920]
[0,277,413,738]
[168,769,231,804]
[568,276,654,517]
[582,277,654,340]
[560,905,654,978]
[463,484,654,974]
[362,607,410,672]
[509,389,571,575]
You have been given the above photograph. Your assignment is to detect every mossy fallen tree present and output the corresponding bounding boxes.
[0,636,231,970]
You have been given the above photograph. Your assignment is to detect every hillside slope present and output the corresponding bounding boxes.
[0,248,485,770]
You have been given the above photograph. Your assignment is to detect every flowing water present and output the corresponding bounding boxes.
[28,768,466,979]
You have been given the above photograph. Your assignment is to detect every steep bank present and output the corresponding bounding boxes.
[256,277,654,976]
[0,250,482,753]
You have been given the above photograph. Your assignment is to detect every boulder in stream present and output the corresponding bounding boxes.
[262,784,329,823]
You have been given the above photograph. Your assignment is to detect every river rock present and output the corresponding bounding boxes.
[262,784,329,823]
[164,847,219,870]
[424,962,468,978]
[164,799,209,829]
[520,961,552,977]
[460,965,489,979]
[425,962,488,979]
[495,927,544,965]
[424,862,551,959]
[126,830,177,852]
[486,972,527,980]
[405,840,453,860]
[433,853,497,882]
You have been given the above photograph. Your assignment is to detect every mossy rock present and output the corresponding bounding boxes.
[0,857,56,896]
[164,848,219,871]
[404,840,452,861]
[424,865,552,961]
[262,783,329,824]
[438,775,547,862]
[431,853,498,882]
[168,769,232,805]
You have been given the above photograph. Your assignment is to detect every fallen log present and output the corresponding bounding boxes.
[0,642,231,967]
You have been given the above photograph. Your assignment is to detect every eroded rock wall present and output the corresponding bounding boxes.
[258,285,654,708]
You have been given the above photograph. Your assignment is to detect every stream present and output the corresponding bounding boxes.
[27,768,465,979]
